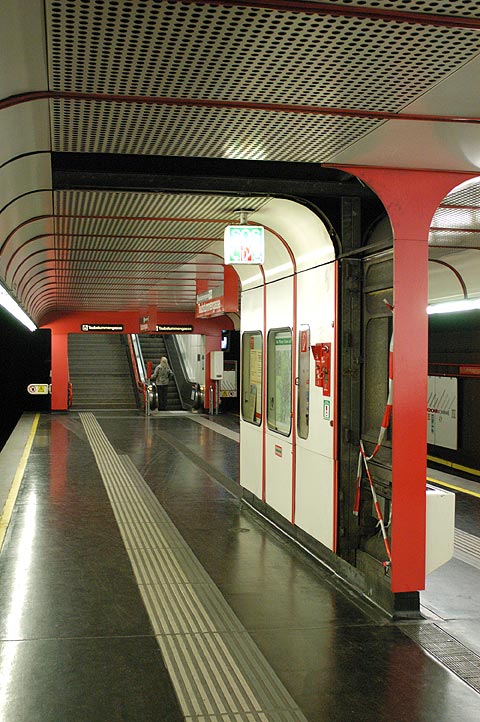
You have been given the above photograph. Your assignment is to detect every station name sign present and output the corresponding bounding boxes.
[156,325,193,333]
[196,285,225,319]
[224,225,264,264]
[81,324,124,332]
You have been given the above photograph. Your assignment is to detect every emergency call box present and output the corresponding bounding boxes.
[311,342,331,396]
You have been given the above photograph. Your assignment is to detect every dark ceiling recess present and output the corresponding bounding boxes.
[52,153,371,195]
[52,152,384,243]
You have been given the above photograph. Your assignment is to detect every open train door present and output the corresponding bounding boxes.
[337,213,397,610]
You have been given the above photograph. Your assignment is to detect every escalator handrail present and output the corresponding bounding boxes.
[127,334,148,407]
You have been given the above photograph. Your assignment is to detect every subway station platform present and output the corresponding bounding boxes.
[0,410,480,722]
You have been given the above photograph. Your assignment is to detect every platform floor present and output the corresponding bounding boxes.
[0,410,479,721]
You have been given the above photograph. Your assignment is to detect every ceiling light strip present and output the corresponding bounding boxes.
[0,284,37,331]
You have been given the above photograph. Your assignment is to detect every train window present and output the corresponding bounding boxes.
[241,331,263,426]
[267,328,292,436]
[297,326,310,439]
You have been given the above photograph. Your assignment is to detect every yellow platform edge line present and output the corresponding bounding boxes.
[427,454,480,478]
[427,476,480,499]
[0,414,40,551]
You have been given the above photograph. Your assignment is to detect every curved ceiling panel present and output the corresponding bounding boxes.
[0,154,54,323]
[22,190,270,320]
[428,176,480,303]
[1,0,480,325]
[1,0,47,97]
[0,155,52,213]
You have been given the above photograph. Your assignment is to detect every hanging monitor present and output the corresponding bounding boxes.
[224,225,264,264]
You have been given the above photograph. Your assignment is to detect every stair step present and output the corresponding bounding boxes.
[68,334,138,410]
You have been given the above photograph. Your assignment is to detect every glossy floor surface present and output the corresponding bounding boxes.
[0,410,479,721]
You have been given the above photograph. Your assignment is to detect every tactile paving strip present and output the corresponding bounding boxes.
[80,411,309,722]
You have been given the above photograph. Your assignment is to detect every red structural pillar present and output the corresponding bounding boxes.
[392,230,429,593]
[51,332,69,411]
[334,166,476,593]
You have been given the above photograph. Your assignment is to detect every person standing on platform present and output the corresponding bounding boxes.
[153,356,173,410]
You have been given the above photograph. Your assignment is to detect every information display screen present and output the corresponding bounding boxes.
[224,225,264,264]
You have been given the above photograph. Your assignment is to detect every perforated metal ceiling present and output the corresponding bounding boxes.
[308,0,479,15]
[430,181,480,250]
[27,191,270,317]
[47,0,480,161]
[3,0,480,320]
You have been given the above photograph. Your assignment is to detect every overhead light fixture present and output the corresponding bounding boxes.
[427,298,480,315]
[0,284,37,331]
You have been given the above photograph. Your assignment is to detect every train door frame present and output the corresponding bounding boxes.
[337,207,395,599]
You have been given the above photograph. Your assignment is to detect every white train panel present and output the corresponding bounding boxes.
[264,276,294,519]
[240,285,264,332]
[294,263,337,546]
[295,447,335,549]
[296,263,336,459]
[250,198,335,273]
[265,276,294,329]
[238,205,339,552]
[240,285,264,498]
[240,422,263,498]
[263,230,294,285]
[265,432,293,520]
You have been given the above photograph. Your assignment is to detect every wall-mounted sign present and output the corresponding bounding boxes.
[220,360,237,398]
[139,316,149,332]
[81,324,124,332]
[196,276,238,319]
[427,376,457,450]
[224,225,264,264]
[156,324,193,333]
[196,298,224,318]
[323,399,331,420]
[459,365,480,376]
[27,383,50,395]
[195,286,225,318]
[196,287,225,319]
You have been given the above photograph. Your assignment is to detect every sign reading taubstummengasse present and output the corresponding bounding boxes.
[81,324,124,332]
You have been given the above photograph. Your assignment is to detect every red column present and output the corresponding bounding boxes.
[51,332,69,411]
[332,166,476,593]
[392,234,429,592]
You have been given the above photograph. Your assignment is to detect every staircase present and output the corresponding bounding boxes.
[68,334,138,409]
[139,335,183,410]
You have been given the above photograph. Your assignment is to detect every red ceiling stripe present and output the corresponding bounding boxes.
[1,90,479,125]
[180,0,480,30]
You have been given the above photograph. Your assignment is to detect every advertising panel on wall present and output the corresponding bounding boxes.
[196,287,226,319]
[427,376,458,449]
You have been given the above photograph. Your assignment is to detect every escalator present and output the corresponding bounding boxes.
[138,335,184,411]
[68,334,138,409]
